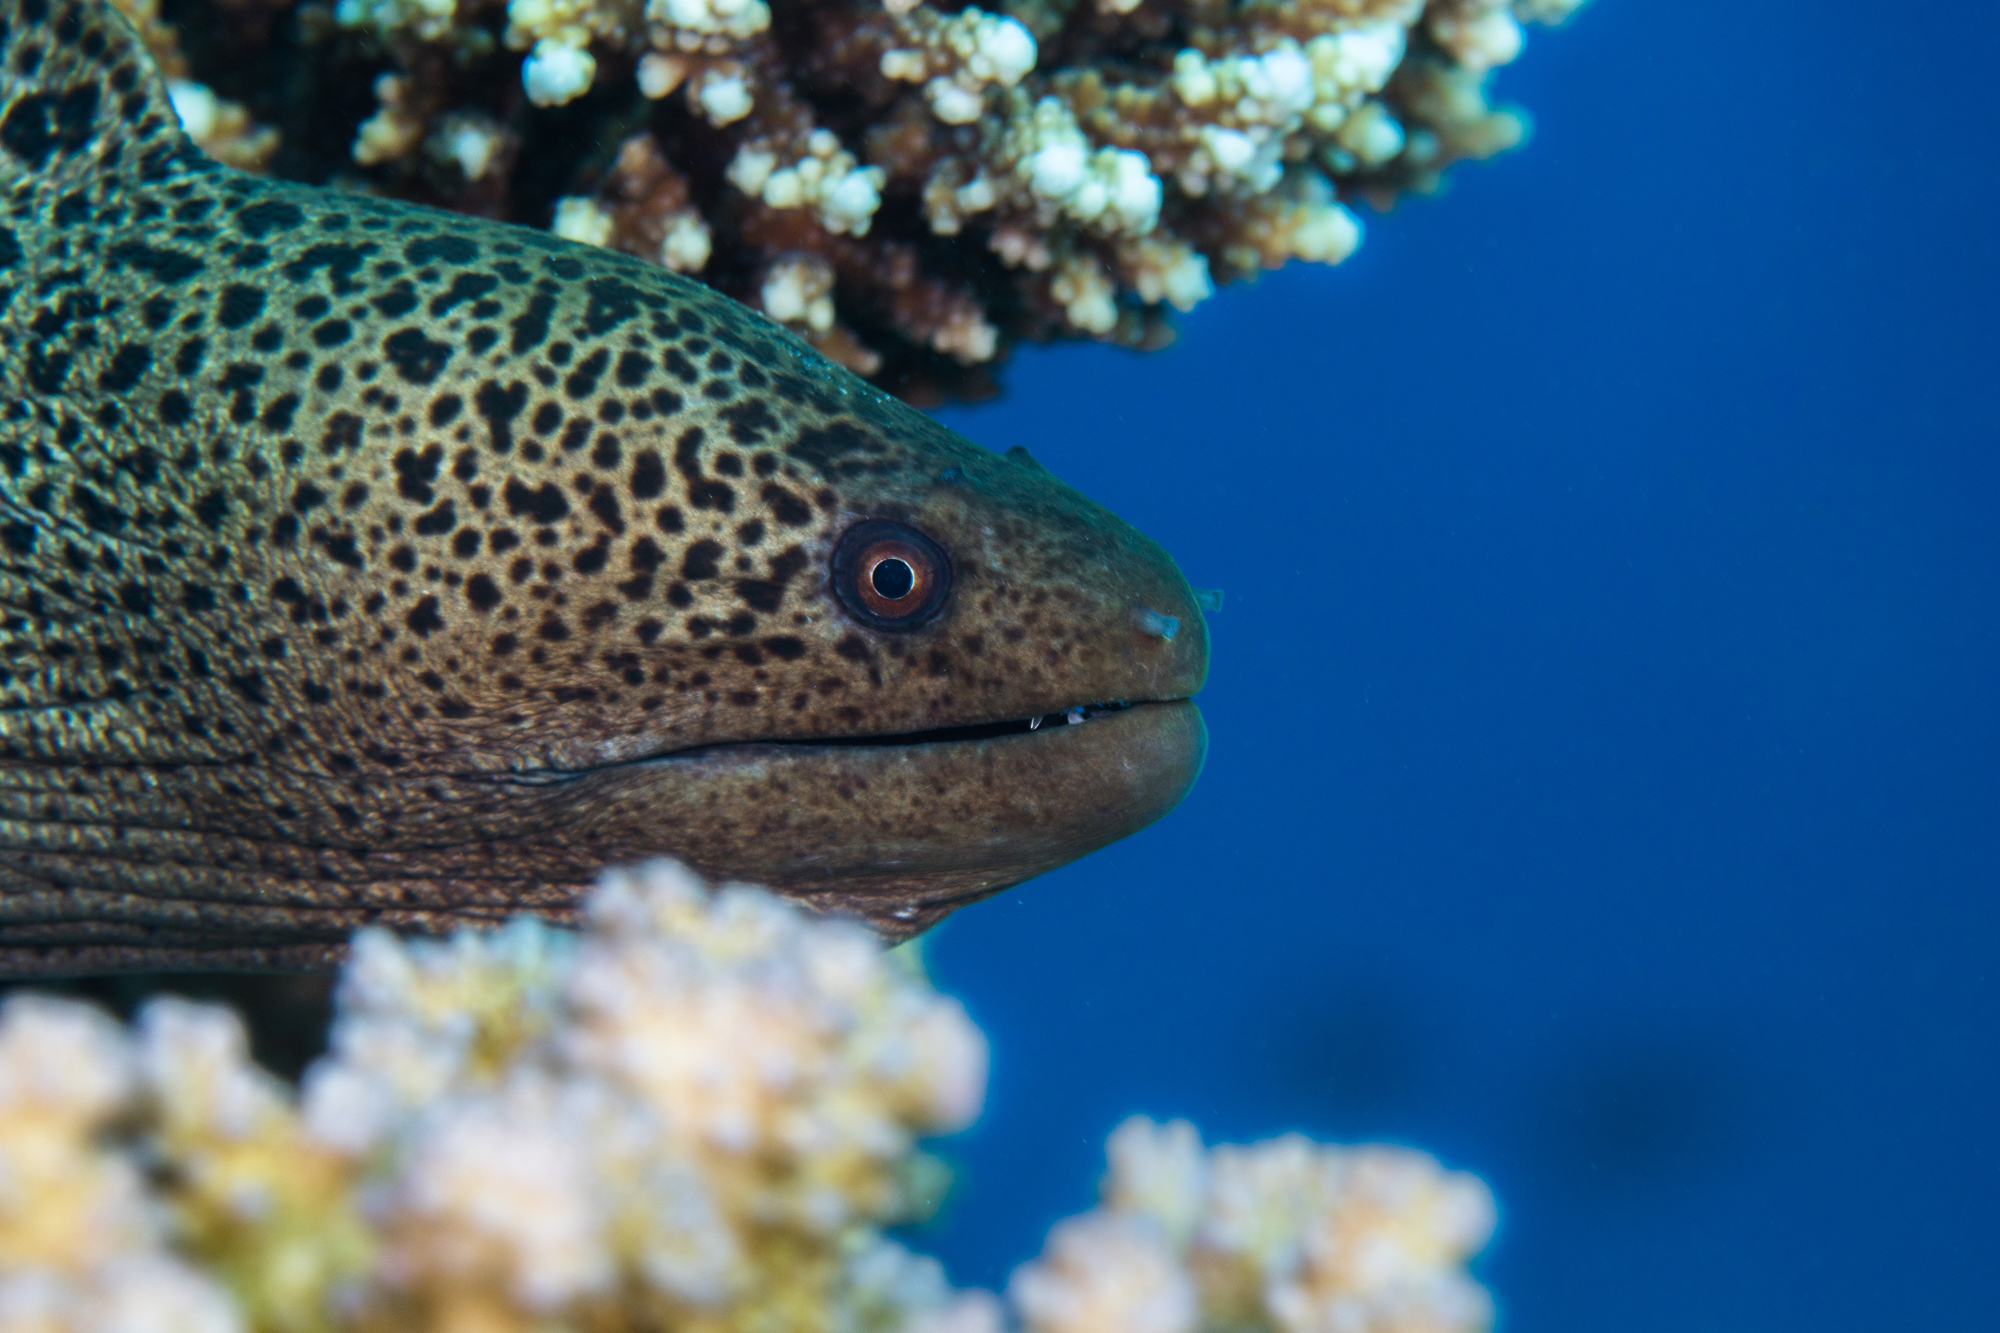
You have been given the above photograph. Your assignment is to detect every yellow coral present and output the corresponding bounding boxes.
[0,866,1494,1333]
[1087,1117,1497,1333]
[0,996,246,1333]
[137,1001,372,1333]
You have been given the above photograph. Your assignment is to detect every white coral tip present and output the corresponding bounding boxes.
[1171,51,1216,106]
[0,994,134,1118]
[1103,1116,1206,1240]
[1010,1213,1195,1333]
[551,196,616,247]
[825,168,886,235]
[726,147,778,195]
[927,79,984,125]
[977,17,1037,85]
[522,40,597,107]
[165,79,221,139]
[637,53,687,99]
[1291,202,1362,264]
[1107,152,1162,231]
[1028,141,1087,199]
[660,213,712,272]
[697,73,754,125]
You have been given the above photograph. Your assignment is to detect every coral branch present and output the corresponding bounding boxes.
[145,0,1589,401]
[0,864,1494,1332]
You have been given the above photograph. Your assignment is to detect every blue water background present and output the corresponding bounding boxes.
[920,1,1999,1326]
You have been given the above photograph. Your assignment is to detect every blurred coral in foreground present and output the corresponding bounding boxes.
[136,0,1589,399]
[0,863,1493,1332]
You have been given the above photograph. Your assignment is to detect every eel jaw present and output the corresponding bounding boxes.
[549,698,1207,939]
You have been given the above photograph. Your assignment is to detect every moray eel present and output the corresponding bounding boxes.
[0,0,1207,973]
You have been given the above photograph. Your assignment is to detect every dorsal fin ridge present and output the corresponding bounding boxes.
[0,0,195,193]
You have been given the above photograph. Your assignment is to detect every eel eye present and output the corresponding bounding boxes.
[832,519,952,630]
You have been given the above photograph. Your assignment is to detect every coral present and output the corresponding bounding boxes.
[0,863,1493,1332]
[1069,1116,1498,1333]
[0,995,246,1333]
[147,0,1590,400]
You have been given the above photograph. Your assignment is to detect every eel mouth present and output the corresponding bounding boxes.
[554,698,1207,939]
[718,700,1143,754]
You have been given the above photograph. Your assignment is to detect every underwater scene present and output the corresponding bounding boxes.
[924,3,2000,1328]
[0,0,1993,1329]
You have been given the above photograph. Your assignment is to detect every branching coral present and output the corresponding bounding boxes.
[1037,1116,1499,1333]
[149,0,1588,400]
[0,863,1493,1332]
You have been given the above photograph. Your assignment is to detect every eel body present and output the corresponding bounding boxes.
[0,0,1208,973]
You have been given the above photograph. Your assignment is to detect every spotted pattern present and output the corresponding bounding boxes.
[0,0,1208,971]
